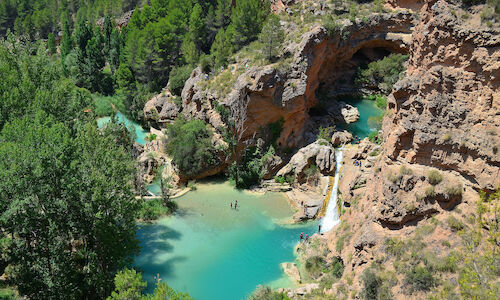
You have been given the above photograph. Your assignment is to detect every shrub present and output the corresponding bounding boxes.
[269,118,285,146]
[425,186,435,197]
[404,265,436,292]
[355,53,409,94]
[169,65,193,96]
[446,184,463,196]
[375,96,387,110]
[137,199,170,221]
[399,165,413,176]
[305,256,328,279]
[385,237,406,258]
[427,170,443,185]
[94,95,126,117]
[361,268,383,300]
[248,285,290,300]
[447,216,465,232]
[274,175,286,184]
[317,126,335,141]
[442,133,451,142]
[165,116,217,177]
[199,54,213,73]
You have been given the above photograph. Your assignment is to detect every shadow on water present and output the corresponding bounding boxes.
[137,256,188,281]
[138,222,182,254]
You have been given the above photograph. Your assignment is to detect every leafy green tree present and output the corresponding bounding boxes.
[259,15,284,62]
[169,65,193,96]
[47,32,56,55]
[165,116,217,177]
[355,53,408,94]
[108,268,146,300]
[108,268,192,300]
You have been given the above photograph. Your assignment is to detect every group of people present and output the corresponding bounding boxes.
[352,135,362,144]
[230,200,238,210]
[299,224,322,243]
[353,160,362,166]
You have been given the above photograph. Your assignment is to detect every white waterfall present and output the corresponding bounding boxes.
[321,149,344,232]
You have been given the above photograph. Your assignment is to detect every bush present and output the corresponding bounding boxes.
[446,184,463,197]
[169,65,193,96]
[248,285,291,300]
[427,170,443,185]
[404,265,436,292]
[199,55,213,73]
[137,199,170,221]
[447,216,465,232]
[375,96,387,110]
[165,116,217,177]
[361,268,383,300]
[305,256,328,279]
[94,95,126,117]
[355,53,409,94]
[425,186,435,197]
[399,165,413,176]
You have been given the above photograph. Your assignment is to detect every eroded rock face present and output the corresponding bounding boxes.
[143,91,180,128]
[277,140,336,182]
[383,0,500,191]
[332,130,354,146]
[181,12,415,150]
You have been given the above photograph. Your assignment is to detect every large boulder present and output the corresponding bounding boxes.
[277,140,336,182]
[143,91,180,127]
[331,130,353,146]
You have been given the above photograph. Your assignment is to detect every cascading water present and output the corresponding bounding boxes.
[321,149,344,232]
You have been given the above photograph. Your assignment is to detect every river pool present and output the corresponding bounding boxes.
[340,98,384,139]
[134,181,318,300]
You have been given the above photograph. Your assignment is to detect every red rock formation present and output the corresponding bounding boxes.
[384,0,500,191]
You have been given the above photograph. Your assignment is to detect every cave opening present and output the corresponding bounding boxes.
[305,44,407,143]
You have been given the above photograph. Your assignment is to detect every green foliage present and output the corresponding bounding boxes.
[259,15,285,62]
[446,184,463,197]
[361,267,383,300]
[368,130,381,144]
[108,267,192,300]
[425,186,435,197]
[248,285,291,300]
[137,199,171,222]
[231,0,269,48]
[355,53,409,94]
[317,126,335,141]
[229,147,263,189]
[47,33,56,55]
[404,265,436,293]
[165,116,217,177]
[94,95,126,117]
[375,95,387,109]
[447,216,465,232]
[427,170,443,185]
[0,113,139,299]
[305,256,345,280]
[268,118,285,146]
[169,65,193,96]
[399,165,413,176]
[199,54,214,73]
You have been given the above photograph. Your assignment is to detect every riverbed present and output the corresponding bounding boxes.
[134,181,318,300]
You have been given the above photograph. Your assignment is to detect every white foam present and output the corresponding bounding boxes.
[320,149,344,232]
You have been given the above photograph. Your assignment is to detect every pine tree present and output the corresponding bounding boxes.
[60,18,73,59]
[189,3,205,53]
[231,0,269,48]
[259,15,284,62]
[47,32,56,55]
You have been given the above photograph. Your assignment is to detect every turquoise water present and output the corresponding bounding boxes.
[146,166,166,196]
[135,182,318,300]
[97,112,148,145]
[340,98,384,139]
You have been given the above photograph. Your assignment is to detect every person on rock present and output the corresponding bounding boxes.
[300,232,304,241]
[230,202,233,209]
[235,200,238,210]
[318,224,321,233]
[305,234,309,242]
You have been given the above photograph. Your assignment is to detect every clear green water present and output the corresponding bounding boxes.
[340,98,384,139]
[96,112,148,145]
[135,181,318,300]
